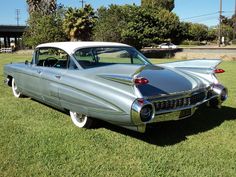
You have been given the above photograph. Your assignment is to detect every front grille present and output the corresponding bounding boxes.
[190,92,206,104]
[154,91,206,111]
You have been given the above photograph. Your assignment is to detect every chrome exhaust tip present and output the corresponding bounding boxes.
[212,84,228,102]
[209,84,228,108]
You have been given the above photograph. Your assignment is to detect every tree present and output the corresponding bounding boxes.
[222,24,234,43]
[221,15,235,42]
[188,23,208,41]
[93,5,180,49]
[93,5,134,42]
[141,0,175,11]
[207,27,218,41]
[23,8,67,47]
[27,0,56,15]
[121,6,180,48]
[63,4,96,41]
[176,22,191,42]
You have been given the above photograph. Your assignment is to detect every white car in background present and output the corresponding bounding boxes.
[159,43,177,49]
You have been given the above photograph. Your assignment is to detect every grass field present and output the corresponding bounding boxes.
[0,53,236,177]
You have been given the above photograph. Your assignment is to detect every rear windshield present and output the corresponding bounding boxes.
[74,47,151,69]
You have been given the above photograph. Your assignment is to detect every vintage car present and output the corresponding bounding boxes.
[159,42,177,49]
[4,42,227,133]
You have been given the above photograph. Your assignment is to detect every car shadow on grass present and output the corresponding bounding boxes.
[102,106,236,146]
[30,98,236,146]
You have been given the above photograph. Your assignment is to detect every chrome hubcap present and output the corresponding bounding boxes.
[12,79,20,96]
[74,112,87,123]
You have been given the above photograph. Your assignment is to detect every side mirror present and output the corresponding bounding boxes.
[25,60,29,65]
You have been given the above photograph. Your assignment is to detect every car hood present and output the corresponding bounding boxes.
[96,64,204,97]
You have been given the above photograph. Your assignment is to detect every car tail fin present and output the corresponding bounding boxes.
[158,59,224,84]
[158,59,222,70]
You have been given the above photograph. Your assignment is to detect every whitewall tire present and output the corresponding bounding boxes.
[69,111,94,128]
[12,78,22,98]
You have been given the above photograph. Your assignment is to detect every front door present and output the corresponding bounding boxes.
[36,47,70,107]
[18,52,44,100]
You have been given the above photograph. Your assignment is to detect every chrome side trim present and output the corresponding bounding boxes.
[99,74,133,85]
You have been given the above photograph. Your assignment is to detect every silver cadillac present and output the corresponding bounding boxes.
[3,42,228,133]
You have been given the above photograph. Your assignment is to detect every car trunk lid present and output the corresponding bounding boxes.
[97,64,203,97]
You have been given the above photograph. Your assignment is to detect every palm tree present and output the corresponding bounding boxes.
[141,0,175,11]
[27,0,56,15]
[63,4,96,41]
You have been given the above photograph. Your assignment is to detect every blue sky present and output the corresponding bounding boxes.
[0,0,235,27]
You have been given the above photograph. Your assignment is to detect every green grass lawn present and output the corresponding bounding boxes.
[0,53,236,177]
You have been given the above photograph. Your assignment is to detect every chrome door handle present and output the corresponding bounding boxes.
[55,75,61,79]
[37,70,42,74]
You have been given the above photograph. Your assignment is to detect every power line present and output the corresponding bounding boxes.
[181,10,234,21]
[181,12,219,20]
[224,10,234,13]
[190,16,219,23]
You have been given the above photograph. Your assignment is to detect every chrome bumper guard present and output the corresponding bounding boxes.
[131,84,227,126]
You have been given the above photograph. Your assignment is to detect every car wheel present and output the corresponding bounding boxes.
[69,111,94,128]
[12,78,22,98]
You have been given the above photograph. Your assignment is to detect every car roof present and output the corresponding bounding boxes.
[36,41,131,54]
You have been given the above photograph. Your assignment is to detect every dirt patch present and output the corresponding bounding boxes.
[174,52,236,61]
[14,50,34,55]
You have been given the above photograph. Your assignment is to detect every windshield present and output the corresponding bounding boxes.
[74,47,152,69]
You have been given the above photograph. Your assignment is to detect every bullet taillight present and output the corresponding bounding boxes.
[134,77,149,85]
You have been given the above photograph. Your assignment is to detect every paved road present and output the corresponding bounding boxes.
[142,47,236,59]
[182,48,236,54]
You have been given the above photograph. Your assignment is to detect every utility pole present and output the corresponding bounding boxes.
[233,0,236,40]
[218,0,223,47]
[16,9,20,26]
[79,0,85,8]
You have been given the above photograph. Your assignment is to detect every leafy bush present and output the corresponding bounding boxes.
[180,40,201,46]
[232,39,236,45]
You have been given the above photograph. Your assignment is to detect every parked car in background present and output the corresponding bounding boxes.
[159,42,177,49]
[4,42,227,133]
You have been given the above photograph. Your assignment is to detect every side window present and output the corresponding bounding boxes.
[36,48,69,69]
[74,48,95,68]
[98,49,131,64]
